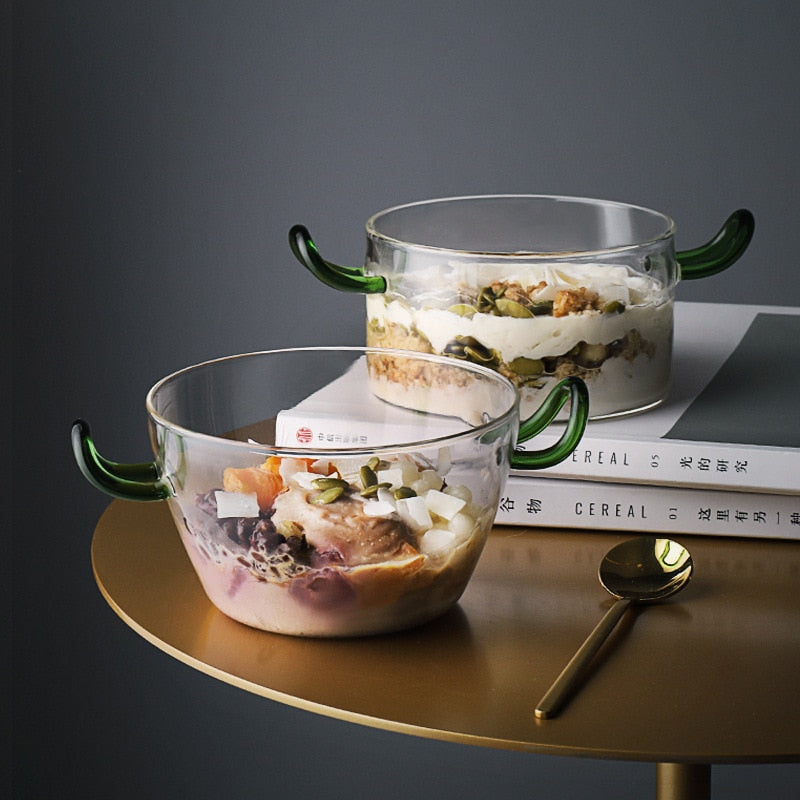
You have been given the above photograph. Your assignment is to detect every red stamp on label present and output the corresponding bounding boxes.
[296,427,313,444]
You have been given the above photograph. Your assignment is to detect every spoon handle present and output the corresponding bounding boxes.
[535,597,632,720]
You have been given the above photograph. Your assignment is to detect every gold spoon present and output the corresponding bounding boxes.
[535,536,694,720]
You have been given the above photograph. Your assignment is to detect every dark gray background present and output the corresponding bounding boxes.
[10,1,800,797]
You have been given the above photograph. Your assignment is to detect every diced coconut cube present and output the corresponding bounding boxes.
[327,456,360,477]
[420,527,456,555]
[291,470,319,490]
[447,511,475,539]
[444,484,472,504]
[379,461,420,489]
[377,487,395,506]
[279,458,308,483]
[424,489,466,521]
[377,467,405,489]
[310,458,332,475]
[399,460,422,484]
[215,490,259,518]
[412,469,443,494]
[396,495,433,531]
[362,500,397,517]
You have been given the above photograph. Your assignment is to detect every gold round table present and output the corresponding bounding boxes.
[91,500,800,799]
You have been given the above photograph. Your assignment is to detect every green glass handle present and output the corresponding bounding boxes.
[289,224,387,294]
[676,209,754,280]
[291,211,753,291]
[71,419,171,501]
[511,376,590,470]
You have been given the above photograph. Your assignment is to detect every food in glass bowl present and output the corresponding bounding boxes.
[365,260,673,419]
[73,347,588,637]
[290,195,753,419]
[184,450,490,636]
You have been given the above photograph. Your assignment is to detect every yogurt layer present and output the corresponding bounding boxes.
[366,262,674,418]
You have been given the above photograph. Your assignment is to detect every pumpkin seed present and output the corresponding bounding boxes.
[359,481,391,498]
[508,356,544,376]
[448,303,477,317]
[464,344,496,363]
[311,477,349,491]
[367,456,388,471]
[476,286,499,313]
[495,298,535,318]
[444,335,500,367]
[602,300,625,315]
[393,486,417,500]
[360,465,378,489]
[530,300,554,316]
[312,486,346,504]
[443,340,467,357]
[456,335,483,350]
[576,342,609,367]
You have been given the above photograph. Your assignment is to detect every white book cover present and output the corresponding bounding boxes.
[497,474,800,540]
[516,302,800,495]
[274,303,800,494]
[274,356,465,448]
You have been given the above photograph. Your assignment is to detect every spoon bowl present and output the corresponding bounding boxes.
[535,536,693,719]
[600,537,693,602]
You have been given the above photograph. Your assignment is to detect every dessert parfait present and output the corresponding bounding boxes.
[74,347,587,638]
[289,195,754,419]
[365,261,673,419]
[178,448,497,637]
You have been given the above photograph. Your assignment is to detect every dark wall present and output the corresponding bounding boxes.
[11,2,799,797]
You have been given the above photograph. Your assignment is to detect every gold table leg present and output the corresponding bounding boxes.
[656,763,711,800]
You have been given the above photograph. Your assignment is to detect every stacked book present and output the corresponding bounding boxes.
[503,302,800,539]
[274,302,800,541]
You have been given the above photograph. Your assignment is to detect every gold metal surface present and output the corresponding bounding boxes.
[535,537,694,719]
[91,500,800,764]
[656,763,711,800]
[535,595,633,720]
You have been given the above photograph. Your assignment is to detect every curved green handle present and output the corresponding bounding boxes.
[291,211,754,291]
[71,419,171,501]
[511,376,590,470]
[676,209,754,280]
[289,224,387,294]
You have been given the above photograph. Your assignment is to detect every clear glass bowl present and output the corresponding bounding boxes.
[73,347,588,637]
[290,195,753,419]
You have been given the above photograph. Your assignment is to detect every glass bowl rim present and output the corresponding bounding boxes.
[365,193,677,259]
[145,345,521,460]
